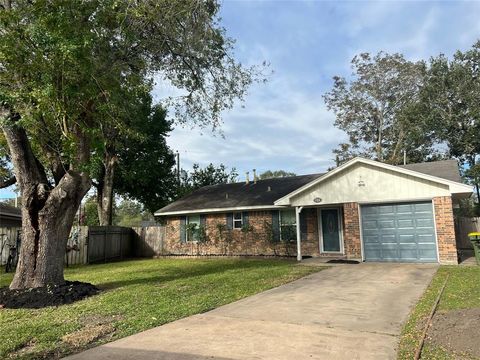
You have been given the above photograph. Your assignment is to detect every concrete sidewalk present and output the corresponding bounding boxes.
[66,263,437,360]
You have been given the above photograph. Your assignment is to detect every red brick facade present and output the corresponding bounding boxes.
[433,196,458,264]
[342,203,362,259]
[161,197,458,263]
[164,210,322,257]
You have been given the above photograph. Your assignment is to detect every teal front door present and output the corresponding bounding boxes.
[320,209,342,252]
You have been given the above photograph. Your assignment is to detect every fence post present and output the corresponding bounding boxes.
[104,227,107,263]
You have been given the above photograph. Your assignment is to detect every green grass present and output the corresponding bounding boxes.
[398,266,480,360]
[0,258,320,359]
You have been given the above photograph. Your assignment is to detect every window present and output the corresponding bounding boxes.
[233,212,243,229]
[186,215,201,241]
[279,209,296,242]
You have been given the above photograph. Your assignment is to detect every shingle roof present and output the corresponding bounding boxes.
[0,202,21,219]
[398,159,462,183]
[156,159,464,215]
[157,174,322,214]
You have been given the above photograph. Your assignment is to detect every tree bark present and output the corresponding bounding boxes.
[2,116,91,289]
[96,152,117,226]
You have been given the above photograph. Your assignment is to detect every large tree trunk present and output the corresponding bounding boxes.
[2,117,91,289]
[96,152,117,226]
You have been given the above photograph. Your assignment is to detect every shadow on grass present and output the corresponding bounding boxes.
[96,259,289,290]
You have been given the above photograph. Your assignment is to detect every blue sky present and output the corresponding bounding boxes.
[162,0,480,179]
[1,0,479,199]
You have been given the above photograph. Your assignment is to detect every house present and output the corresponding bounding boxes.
[155,157,473,264]
[0,202,22,228]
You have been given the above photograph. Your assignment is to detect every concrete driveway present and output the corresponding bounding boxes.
[66,263,437,360]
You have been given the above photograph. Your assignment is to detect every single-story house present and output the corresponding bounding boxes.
[155,157,473,264]
[0,202,22,228]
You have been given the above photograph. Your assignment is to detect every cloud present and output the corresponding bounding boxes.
[155,0,480,180]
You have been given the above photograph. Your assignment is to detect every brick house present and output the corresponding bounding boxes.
[155,157,472,264]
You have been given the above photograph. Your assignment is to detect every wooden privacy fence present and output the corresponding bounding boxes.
[87,226,133,264]
[132,226,166,257]
[64,226,134,266]
[0,227,21,266]
[455,217,480,250]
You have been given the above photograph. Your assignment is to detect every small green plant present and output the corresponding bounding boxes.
[263,220,278,256]
[241,224,254,255]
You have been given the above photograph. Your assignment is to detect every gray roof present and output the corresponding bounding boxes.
[157,174,322,214]
[0,202,21,219]
[398,159,462,183]
[156,159,463,215]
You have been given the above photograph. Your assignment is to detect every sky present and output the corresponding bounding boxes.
[1,0,480,199]
[160,0,480,180]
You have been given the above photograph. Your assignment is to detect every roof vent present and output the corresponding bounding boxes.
[267,186,271,192]
[225,193,229,199]
[245,171,250,185]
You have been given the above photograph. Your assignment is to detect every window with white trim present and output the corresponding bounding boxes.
[186,214,201,241]
[233,212,243,229]
[279,209,296,242]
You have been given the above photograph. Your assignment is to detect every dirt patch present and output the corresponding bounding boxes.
[62,324,115,347]
[427,307,480,357]
[0,281,99,309]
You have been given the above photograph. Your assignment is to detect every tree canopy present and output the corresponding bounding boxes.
[0,0,263,289]
[176,163,238,198]
[324,52,436,165]
[258,170,296,179]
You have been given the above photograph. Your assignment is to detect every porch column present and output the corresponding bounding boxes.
[295,206,303,261]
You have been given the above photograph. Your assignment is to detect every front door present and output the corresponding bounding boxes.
[320,209,342,253]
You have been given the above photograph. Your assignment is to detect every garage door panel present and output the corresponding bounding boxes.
[396,204,415,213]
[397,219,415,228]
[416,218,434,228]
[379,220,395,229]
[399,234,416,243]
[414,203,433,212]
[380,234,397,243]
[361,201,437,263]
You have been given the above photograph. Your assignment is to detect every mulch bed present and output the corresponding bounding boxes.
[427,307,480,357]
[0,281,99,309]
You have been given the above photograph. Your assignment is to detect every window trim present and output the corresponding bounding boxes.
[233,212,243,230]
[186,214,201,242]
[279,209,297,242]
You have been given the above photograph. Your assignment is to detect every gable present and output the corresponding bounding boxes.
[286,162,452,207]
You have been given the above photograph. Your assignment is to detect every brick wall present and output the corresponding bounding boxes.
[342,203,362,259]
[433,196,458,264]
[163,210,322,257]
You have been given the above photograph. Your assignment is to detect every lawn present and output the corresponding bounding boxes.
[0,258,320,359]
[398,266,480,359]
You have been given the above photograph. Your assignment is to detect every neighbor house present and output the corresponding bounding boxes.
[155,157,473,264]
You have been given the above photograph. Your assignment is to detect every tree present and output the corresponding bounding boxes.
[176,163,238,198]
[113,199,152,227]
[82,196,99,226]
[324,52,433,165]
[415,42,480,168]
[258,170,296,179]
[0,0,262,289]
[93,95,176,224]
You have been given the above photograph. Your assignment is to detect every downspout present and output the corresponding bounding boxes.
[296,206,303,261]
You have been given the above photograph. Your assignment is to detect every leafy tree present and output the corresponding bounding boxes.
[415,42,480,168]
[324,52,433,165]
[0,0,263,289]
[113,199,152,227]
[94,95,176,223]
[258,170,296,179]
[82,196,99,226]
[176,163,238,198]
